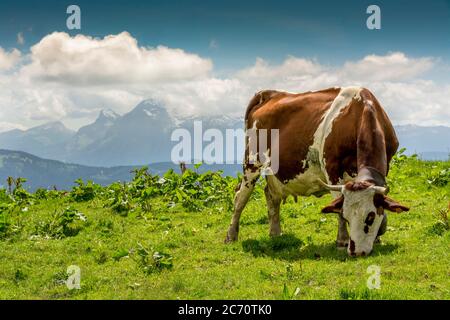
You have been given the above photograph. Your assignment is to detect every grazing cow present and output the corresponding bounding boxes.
[225,86,409,256]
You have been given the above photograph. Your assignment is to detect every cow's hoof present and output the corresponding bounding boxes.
[224,233,238,243]
[269,230,282,237]
[336,240,349,250]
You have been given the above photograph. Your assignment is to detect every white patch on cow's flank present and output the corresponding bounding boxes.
[247,119,259,164]
[282,165,326,196]
[260,148,272,176]
[267,87,363,199]
[310,86,363,183]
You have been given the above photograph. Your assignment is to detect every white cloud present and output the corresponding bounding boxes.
[0,121,26,133]
[237,56,323,85]
[228,53,450,126]
[21,31,212,86]
[340,52,434,81]
[367,81,450,126]
[0,48,21,70]
[0,31,449,132]
[151,78,244,119]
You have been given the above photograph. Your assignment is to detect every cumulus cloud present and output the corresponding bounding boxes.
[151,78,245,119]
[227,53,450,126]
[237,56,323,87]
[0,31,449,132]
[0,48,21,70]
[21,32,213,86]
[340,52,434,81]
[235,52,436,91]
[367,81,450,126]
[0,121,26,133]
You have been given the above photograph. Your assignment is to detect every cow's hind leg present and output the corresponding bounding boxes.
[225,168,260,243]
[264,178,282,237]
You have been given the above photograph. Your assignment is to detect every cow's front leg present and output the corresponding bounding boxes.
[264,182,282,237]
[374,214,387,244]
[336,214,350,249]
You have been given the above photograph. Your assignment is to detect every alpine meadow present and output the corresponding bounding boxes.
[0,150,449,299]
[1,0,450,305]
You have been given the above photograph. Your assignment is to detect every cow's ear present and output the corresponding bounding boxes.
[321,196,344,213]
[379,196,409,213]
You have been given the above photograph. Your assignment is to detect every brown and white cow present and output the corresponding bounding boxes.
[225,86,409,256]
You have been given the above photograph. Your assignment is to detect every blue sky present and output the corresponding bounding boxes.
[0,0,450,131]
[1,0,450,71]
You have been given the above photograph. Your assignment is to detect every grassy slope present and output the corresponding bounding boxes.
[0,158,449,300]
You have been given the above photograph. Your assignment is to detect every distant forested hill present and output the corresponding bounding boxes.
[0,149,240,191]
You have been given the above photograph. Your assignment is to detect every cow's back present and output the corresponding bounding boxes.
[245,87,398,187]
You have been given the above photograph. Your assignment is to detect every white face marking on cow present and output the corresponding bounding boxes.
[341,187,384,256]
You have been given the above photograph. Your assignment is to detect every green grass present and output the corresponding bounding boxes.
[0,156,449,300]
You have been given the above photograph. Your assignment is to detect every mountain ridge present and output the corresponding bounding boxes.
[0,100,449,165]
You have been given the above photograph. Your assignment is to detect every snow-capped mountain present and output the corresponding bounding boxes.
[73,99,176,166]
[0,99,448,167]
[0,121,75,160]
[66,108,120,158]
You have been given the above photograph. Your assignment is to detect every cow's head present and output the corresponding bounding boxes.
[319,180,409,257]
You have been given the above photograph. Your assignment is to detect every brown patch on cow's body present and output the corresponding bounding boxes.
[244,87,398,186]
[245,87,340,182]
[244,90,284,120]
[323,88,398,184]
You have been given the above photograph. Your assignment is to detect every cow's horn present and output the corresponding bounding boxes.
[317,179,343,192]
[371,186,387,195]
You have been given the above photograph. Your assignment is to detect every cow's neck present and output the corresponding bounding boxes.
[355,166,386,187]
